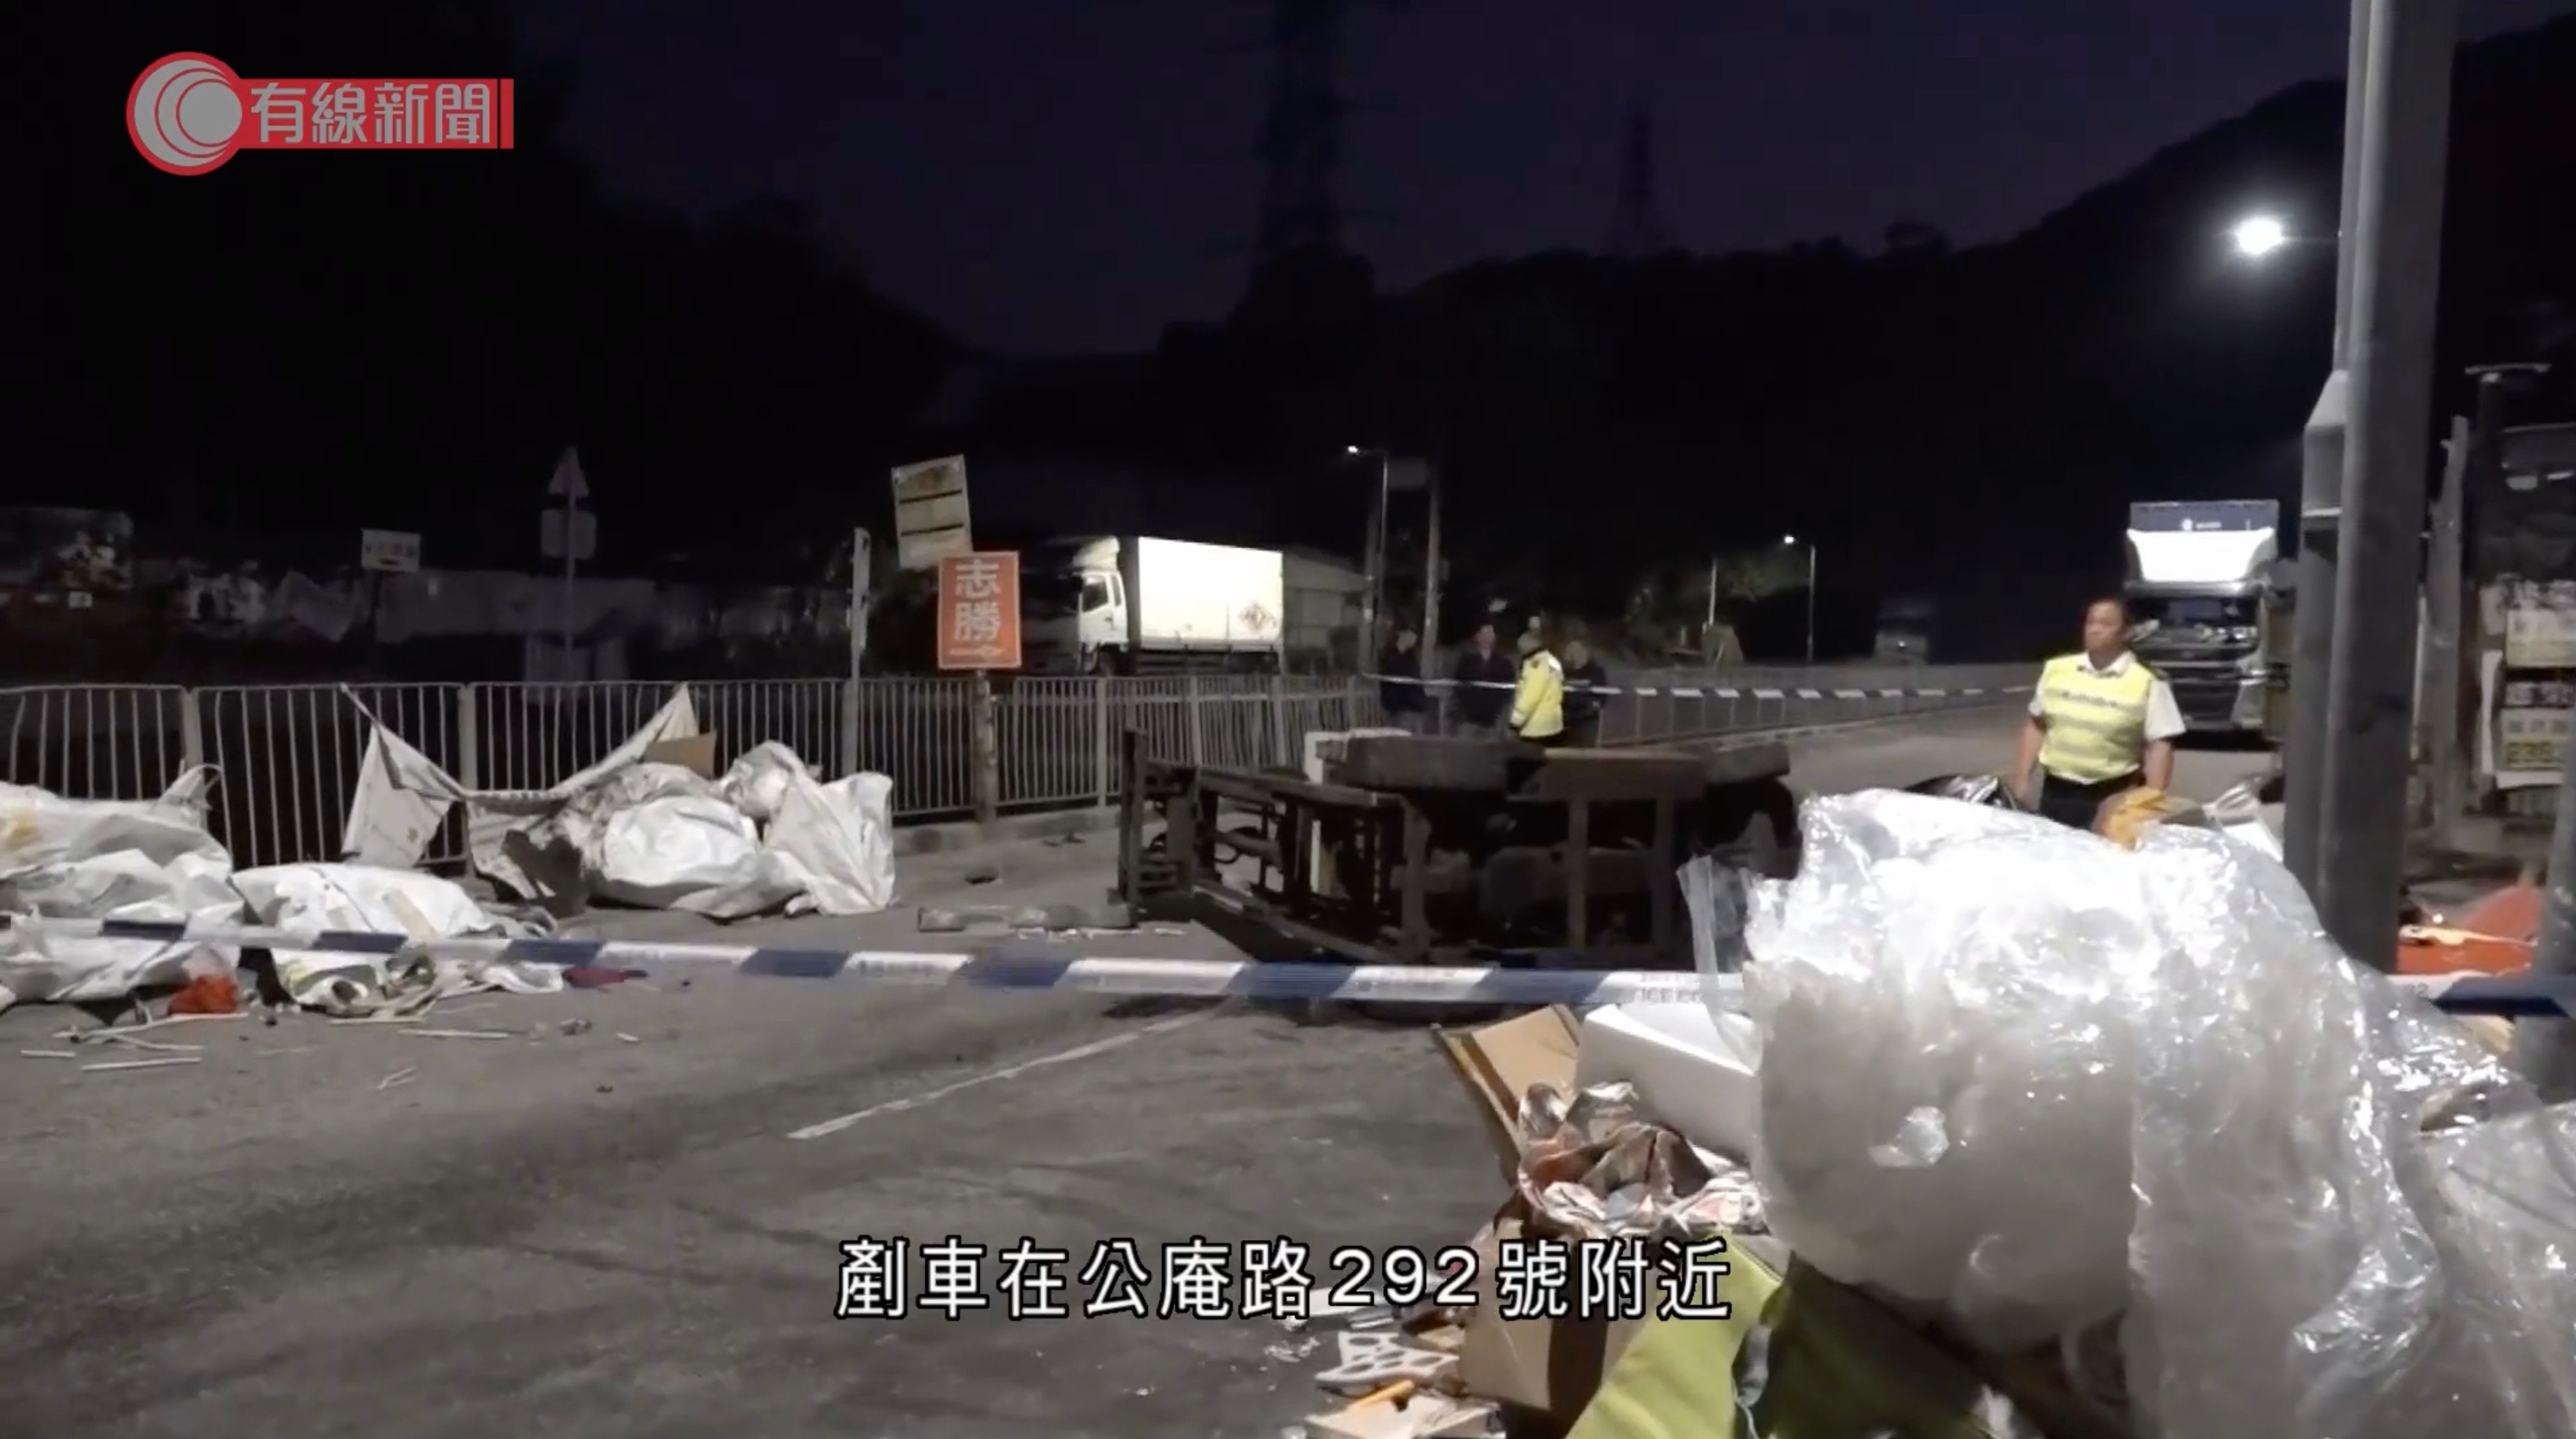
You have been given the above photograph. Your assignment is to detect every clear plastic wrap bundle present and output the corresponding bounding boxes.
[1723,789,2571,1439]
[1734,792,2163,1350]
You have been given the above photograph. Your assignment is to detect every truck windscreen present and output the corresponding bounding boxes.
[1023,571,1084,616]
[2136,596,2255,628]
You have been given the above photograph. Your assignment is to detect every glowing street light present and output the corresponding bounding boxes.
[2231,214,2291,259]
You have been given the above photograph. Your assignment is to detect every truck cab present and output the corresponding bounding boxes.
[2124,500,2283,738]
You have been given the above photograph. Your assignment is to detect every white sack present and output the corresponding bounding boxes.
[578,770,803,919]
[1733,789,2571,1439]
[341,723,466,869]
[719,742,805,824]
[0,769,241,1011]
[231,862,559,1008]
[765,770,895,916]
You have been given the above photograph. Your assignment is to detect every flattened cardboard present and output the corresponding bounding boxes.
[642,731,720,780]
[1434,1006,1583,1164]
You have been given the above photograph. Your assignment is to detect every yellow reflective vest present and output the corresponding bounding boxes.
[1511,652,1566,739]
[2034,653,2156,784]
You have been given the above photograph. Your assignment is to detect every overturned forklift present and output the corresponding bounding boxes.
[1116,729,1800,969]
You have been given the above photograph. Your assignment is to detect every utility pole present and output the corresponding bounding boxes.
[2421,413,2468,845]
[2312,0,2457,970]
[848,528,873,680]
[2282,0,2379,896]
[1351,447,1390,654]
[1703,555,1719,648]
[1805,544,1820,666]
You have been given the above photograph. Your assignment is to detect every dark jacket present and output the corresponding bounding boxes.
[1450,646,1517,725]
[1378,643,1428,713]
[1562,660,1608,732]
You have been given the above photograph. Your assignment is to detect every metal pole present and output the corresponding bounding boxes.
[2314,0,2456,971]
[1805,546,1819,666]
[2423,413,2468,848]
[560,484,579,676]
[1704,555,1718,648]
[2281,0,2380,895]
[1419,465,1444,689]
[1359,451,1385,656]
[848,528,871,681]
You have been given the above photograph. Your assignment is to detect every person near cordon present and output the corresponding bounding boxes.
[1508,630,1566,747]
[1448,619,1517,736]
[1376,625,1430,733]
[2007,595,2184,829]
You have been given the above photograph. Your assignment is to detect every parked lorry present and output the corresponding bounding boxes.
[1021,535,1286,674]
[2123,499,2287,738]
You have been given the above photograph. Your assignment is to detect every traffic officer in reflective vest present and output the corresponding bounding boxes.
[2009,596,2185,829]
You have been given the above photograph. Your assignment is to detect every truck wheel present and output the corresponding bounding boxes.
[1090,648,1125,677]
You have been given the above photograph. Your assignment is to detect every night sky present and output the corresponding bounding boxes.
[528,0,2575,357]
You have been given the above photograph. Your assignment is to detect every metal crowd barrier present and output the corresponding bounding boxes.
[0,665,2027,870]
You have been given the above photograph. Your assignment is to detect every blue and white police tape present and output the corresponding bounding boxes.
[1360,672,2032,702]
[4,915,2566,1018]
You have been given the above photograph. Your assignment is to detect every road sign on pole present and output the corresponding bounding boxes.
[935,552,1021,672]
[359,529,421,573]
[892,455,973,571]
[540,447,592,674]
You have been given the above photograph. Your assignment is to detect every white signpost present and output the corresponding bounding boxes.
[540,448,594,673]
[359,528,421,573]
[891,455,973,572]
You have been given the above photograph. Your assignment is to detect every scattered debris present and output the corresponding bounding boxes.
[557,1017,594,1036]
[399,1028,516,1041]
[1266,1336,1324,1364]
[165,971,241,1016]
[80,1056,202,1074]
[1300,1390,1495,1439]
[20,1049,77,1060]
[963,864,1001,886]
[1313,1332,1455,1394]
[917,902,1135,933]
[377,1066,418,1091]
[615,1032,642,1044]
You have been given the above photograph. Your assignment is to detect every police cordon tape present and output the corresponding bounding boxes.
[3,916,2563,1018]
[1360,672,2034,701]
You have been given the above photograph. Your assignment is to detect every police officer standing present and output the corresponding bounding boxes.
[2009,596,2185,830]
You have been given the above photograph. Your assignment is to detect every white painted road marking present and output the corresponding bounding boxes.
[785,1011,1215,1141]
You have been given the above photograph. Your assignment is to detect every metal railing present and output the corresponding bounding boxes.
[0,665,2028,870]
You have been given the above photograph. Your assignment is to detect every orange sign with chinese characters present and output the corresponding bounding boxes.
[935,551,1022,671]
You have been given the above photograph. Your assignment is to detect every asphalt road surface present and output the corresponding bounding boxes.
[0,709,2273,1439]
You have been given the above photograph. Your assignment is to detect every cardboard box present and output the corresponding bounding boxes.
[1458,1214,1656,1423]
[642,731,720,780]
[1433,1006,1583,1164]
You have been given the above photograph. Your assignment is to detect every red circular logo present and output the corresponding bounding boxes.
[128,53,244,175]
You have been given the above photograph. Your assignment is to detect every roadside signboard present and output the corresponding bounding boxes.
[892,455,973,571]
[935,552,1020,671]
[359,528,421,573]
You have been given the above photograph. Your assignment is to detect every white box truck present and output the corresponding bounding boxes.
[1021,535,1286,674]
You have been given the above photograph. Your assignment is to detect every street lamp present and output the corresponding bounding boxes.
[2230,214,2290,258]
[1783,535,1818,665]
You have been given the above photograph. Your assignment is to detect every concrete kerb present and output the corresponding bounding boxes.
[893,698,2027,858]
